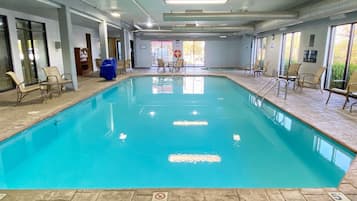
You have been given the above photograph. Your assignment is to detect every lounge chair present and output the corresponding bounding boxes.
[279,63,302,89]
[298,66,326,93]
[326,71,357,109]
[157,59,165,72]
[6,71,40,103]
[43,66,73,94]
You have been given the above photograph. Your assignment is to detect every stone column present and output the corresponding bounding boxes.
[99,21,109,59]
[58,5,78,90]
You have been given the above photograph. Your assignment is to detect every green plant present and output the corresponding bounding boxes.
[330,63,357,88]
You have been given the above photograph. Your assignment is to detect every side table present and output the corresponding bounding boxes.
[40,82,61,102]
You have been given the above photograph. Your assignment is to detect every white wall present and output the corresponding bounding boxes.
[0,7,63,82]
[0,6,106,83]
[134,38,152,67]
[72,25,101,71]
[134,37,252,68]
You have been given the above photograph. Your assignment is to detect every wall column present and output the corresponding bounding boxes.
[99,21,109,59]
[58,5,78,90]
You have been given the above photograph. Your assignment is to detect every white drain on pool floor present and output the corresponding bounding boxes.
[0,194,6,200]
[328,192,351,201]
[152,192,168,201]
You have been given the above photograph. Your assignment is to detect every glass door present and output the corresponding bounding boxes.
[17,19,38,85]
[31,21,49,81]
[255,37,267,67]
[151,41,173,66]
[183,41,205,67]
[0,16,14,91]
[16,19,49,85]
[280,32,301,75]
[326,23,357,89]
[349,25,357,81]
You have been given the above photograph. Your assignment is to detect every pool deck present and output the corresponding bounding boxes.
[0,68,357,200]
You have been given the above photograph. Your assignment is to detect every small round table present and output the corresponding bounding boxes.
[39,82,61,102]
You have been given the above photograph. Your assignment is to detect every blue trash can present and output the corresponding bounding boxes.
[100,58,117,80]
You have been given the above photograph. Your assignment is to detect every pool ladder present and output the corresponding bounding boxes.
[255,78,288,102]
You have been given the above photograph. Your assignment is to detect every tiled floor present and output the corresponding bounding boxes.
[0,68,357,201]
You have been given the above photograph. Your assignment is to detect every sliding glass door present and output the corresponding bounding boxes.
[280,32,301,74]
[16,19,49,85]
[0,16,14,91]
[151,41,173,66]
[183,41,205,67]
[326,23,357,89]
[255,37,267,66]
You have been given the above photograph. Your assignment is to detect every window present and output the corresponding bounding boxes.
[151,41,173,66]
[0,16,14,91]
[16,19,49,85]
[255,37,267,66]
[280,32,301,74]
[183,41,205,66]
[325,23,357,89]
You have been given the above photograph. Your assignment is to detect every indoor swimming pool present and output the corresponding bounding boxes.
[0,76,354,189]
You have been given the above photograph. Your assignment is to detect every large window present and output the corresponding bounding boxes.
[0,16,14,91]
[280,32,301,74]
[255,37,267,66]
[151,41,173,66]
[183,41,205,66]
[16,19,49,85]
[325,23,357,89]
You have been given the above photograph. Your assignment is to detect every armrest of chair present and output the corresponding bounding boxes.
[299,73,315,82]
[347,82,357,92]
[62,73,72,80]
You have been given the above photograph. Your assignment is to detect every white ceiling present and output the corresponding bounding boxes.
[83,0,317,28]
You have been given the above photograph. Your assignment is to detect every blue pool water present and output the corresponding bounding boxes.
[0,76,355,189]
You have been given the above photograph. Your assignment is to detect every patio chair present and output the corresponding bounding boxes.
[157,59,165,72]
[173,58,184,72]
[252,63,263,77]
[326,71,357,109]
[125,59,131,72]
[279,63,302,89]
[6,71,40,103]
[43,66,73,94]
[117,60,125,74]
[298,66,326,93]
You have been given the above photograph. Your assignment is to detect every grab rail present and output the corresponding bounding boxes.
[255,78,288,104]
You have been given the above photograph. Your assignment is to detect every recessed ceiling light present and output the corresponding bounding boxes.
[166,0,227,4]
[219,35,227,38]
[111,12,121,18]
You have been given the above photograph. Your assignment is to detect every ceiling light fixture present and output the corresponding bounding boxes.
[36,0,61,8]
[164,11,298,21]
[219,35,227,38]
[146,21,153,28]
[70,9,102,23]
[107,23,122,30]
[111,12,121,18]
[166,0,227,4]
